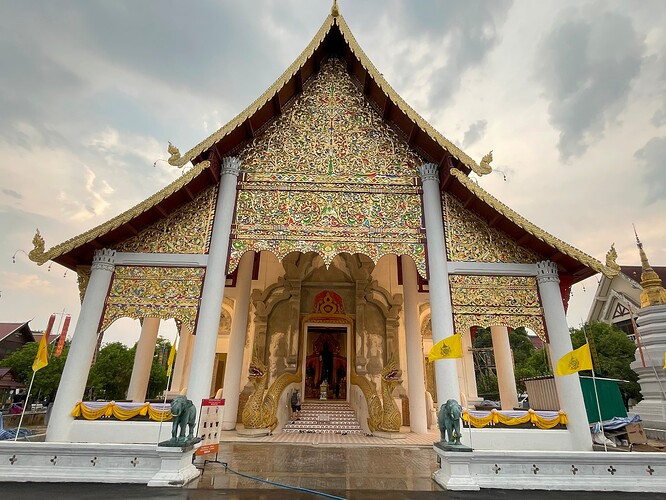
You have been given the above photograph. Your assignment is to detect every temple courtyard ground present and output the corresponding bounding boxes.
[2,438,666,499]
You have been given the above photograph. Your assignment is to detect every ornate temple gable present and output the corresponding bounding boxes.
[229,59,428,277]
[448,168,613,280]
[449,275,547,342]
[115,185,217,254]
[443,192,541,264]
[168,13,487,178]
[100,266,204,333]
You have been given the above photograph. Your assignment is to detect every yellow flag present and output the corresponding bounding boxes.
[556,343,593,376]
[663,352,665,369]
[428,334,463,361]
[166,343,176,377]
[32,333,49,372]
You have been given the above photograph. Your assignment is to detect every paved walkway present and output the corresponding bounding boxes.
[218,426,442,447]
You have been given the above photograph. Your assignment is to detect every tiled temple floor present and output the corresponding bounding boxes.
[193,443,441,493]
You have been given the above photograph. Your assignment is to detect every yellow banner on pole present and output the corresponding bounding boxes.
[428,334,463,361]
[556,343,592,376]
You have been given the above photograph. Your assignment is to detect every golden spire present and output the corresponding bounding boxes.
[331,0,339,17]
[634,226,666,308]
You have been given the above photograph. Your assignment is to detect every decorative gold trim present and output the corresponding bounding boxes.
[100,266,205,333]
[605,243,621,278]
[30,160,210,265]
[449,168,614,278]
[168,13,488,176]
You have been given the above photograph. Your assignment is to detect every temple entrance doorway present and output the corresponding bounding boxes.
[303,325,349,401]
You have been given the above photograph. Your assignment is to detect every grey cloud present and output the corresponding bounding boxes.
[409,0,511,108]
[462,120,488,147]
[535,10,644,160]
[2,189,22,200]
[386,1,512,109]
[635,136,666,203]
[652,108,666,127]
[651,56,666,127]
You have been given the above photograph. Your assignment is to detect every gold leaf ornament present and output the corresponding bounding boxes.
[478,150,493,175]
[28,229,47,264]
[167,142,182,166]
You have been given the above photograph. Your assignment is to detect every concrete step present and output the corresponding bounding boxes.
[645,427,666,442]
[283,402,363,435]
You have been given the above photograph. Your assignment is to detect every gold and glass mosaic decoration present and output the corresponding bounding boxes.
[100,266,205,333]
[230,58,427,276]
[443,192,541,263]
[115,186,218,254]
[449,275,547,341]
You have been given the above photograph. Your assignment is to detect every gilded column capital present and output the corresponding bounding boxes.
[536,260,559,284]
[91,249,116,273]
[419,163,439,183]
[221,156,241,177]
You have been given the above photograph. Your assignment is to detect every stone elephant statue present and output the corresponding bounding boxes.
[170,395,197,443]
[438,399,462,445]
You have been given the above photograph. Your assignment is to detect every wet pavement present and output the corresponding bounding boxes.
[3,443,666,499]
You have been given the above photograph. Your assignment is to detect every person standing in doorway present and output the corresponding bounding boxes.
[290,389,301,422]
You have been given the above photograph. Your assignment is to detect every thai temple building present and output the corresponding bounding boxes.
[29,3,616,450]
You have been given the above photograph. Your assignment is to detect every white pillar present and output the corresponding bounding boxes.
[461,331,479,407]
[126,317,160,402]
[490,326,518,410]
[419,163,460,406]
[221,251,254,430]
[401,255,428,433]
[171,324,193,393]
[537,260,593,451]
[46,249,116,442]
[187,157,241,412]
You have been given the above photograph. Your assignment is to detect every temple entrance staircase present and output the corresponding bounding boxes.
[282,401,364,435]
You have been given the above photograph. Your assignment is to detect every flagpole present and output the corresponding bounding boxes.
[582,324,606,452]
[14,371,36,441]
[157,338,178,445]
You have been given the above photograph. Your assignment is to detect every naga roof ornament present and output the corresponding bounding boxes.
[605,243,621,277]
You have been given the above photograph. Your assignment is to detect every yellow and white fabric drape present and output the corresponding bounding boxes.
[462,409,568,429]
[72,401,172,421]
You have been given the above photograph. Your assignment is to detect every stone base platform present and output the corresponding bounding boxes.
[433,446,666,492]
[0,441,200,487]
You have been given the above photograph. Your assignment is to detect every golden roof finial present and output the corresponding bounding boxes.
[331,0,339,17]
[605,243,621,276]
[479,150,493,175]
[634,225,666,308]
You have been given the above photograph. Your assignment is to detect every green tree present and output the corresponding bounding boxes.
[569,322,641,402]
[0,341,70,401]
[147,338,170,399]
[86,338,172,401]
[86,342,134,400]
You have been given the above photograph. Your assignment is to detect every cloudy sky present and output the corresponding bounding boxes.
[1,0,665,346]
